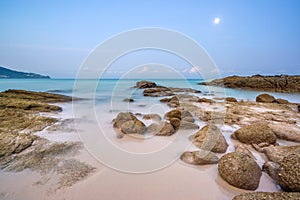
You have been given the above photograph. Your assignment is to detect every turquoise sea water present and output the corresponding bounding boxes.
[0,79,299,103]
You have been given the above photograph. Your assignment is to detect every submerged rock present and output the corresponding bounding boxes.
[192,125,228,153]
[232,122,276,144]
[218,152,262,190]
[233,192,300,200]
[278,153,300,192]
[256,93,276,103]
[180,150,218,165]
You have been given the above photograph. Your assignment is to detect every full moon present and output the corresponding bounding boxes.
[214,17,220,24]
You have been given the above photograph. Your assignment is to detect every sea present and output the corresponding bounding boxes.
[0,78,299,102]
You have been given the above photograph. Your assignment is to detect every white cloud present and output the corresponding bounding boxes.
[137,66,149,74]
[189,66,198,73]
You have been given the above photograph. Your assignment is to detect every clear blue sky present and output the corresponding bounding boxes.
[0,0,300,78]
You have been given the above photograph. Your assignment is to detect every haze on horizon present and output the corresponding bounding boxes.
[0,0,300,78]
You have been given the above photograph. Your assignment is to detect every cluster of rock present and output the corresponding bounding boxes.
[113,108,200,137]
[199,74,300,93]
[134,80,201,97]
[114,80,300,197]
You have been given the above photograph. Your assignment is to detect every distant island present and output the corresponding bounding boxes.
[0,66,50,79]
[199,74,300,93]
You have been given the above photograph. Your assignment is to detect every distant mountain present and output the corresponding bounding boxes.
[0,66,50,79]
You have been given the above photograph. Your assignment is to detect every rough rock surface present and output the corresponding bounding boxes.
[263,145,300,163]
[218,152,262,190]
[232,122,277,144]
[113,112,146,134]
[147,122,175,136]
[278,153,300,192]
[225,97,237,102]
[199,75,300,93]
[269,123,300,142]
[262,161,280,182]
[0,90,95,190]
[235,144,255,159]
[192,125,228,153]
[233,192,300,200]
[180,150,218,165]
[120,120,146,135]
[276,98,289,104]
[256,93,276,103]
[142,114,161,121]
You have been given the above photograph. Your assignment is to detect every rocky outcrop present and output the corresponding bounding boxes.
[180,150,218,165]
[256,94,276,103]
[232,122,277,144]
[143,87,200,97]
[199,75,300,93]
[269,123,300,142]
[233,192,300,200]
[278,153,300,192]
[192,125,228,153]
[218,152,262,190]
[134,80,157,88]
[113,112,146,134]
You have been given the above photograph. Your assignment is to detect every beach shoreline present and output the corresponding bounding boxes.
[0,79,299,200]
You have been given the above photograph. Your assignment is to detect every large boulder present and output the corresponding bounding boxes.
[218,152,262,190]
[256,93,276,103]
[233,192,300,200]
[147,122,175,136]
[113,112,146,134]
[180,150,218,165]
[232,122,276,144]
[192,125,228,153]
[278,153,300,192]
[276,98,289,104]
[120,120,146,135]
[225,97,237,102]
[269,123,300,142]
[164,109,182,120]
[134,80,157,88]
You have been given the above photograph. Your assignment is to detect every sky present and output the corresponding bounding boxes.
[0,0,300,78]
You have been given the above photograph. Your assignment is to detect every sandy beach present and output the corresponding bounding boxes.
[1,79,299,200]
